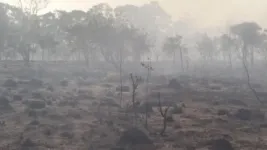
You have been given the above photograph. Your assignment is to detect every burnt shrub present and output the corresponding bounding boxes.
[60,79,69,87]
[168,79,181,89]
[27,100,46,109]
[28,78,43,88]
[208,139,234,150]
[217,109,229,116]
[60,131,74,139]
[136,102,153,114]
[27,109,37,118]
[117,128,153,146]
[166,114,174,122]
[116,86,130,92]
[29,120,40,126]
[13,94,22,101]
[21,138,36,148]
[234,109,251,120]
[46,85,54,92]
[0,96,13,113]
[171,105,183,114]
[3,78,17,88]
[234,108,265,121]
[0,96,9,106]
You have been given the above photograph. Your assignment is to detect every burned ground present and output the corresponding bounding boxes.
[0,63,266,150]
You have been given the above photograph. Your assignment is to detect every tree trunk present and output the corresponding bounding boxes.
[83,49,90,67]
[145,63,150,129]
[242,44,262,104]
[223,53,226,62]
[250,48,254,67]
[85,56,89,67]
[24,49,30,66]
[186,56,189,70]
[228,53,232,69]
[0,52,2,61]
[132,87,137,125]
[173,51,176,64]
[160,117,167,135]
[156,55,159,62]
[119,48,123,107]
[242,45,248,67]
[179,48,184,72]
[79,50,81,61]
[41,49,44,61]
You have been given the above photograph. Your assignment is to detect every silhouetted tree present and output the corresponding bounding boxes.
[230,22,264,67]
[219,34,235,68]
[141,58,153,129]
[0,5,9,60]
[197,34,216,62]
[230,22,264,104]
[163,35,185,71]
[130,73,142,125]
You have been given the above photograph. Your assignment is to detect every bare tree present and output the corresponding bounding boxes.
[230,22,263,104]
[119,48,123,107]
[158,92,170,136]
[16,0,49,65]
[18,0,49,15]
[219,33,235,69]
[130,73,142,125]
[141,57,153,129]
[163,35,185,71]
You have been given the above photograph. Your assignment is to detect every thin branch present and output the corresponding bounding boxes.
[242,44,262,104]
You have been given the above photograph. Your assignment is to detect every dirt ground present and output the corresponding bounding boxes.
[0,62,266,150]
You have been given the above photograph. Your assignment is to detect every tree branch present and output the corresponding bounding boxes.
[242,44,262,104]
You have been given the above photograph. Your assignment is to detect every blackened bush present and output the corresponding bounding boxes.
[27,100,46,109]
[208,139,234,150]
[13,94,22,101]
[217,109,229,116]
[171,105,183,114]
[28,78,43,88]
[3,79,17,88]
[116,86,130,92]
[0,96,9,106]
[168,79,181,89]
[60,132,74,139]
[234,109,251,120]
[117,128,153,146]
[60,79,68,87]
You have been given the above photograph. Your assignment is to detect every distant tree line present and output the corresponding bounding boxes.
[0,1,267,70]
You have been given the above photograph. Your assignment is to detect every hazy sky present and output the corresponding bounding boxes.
[1,0,267,28]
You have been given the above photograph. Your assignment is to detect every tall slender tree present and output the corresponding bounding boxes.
[197,34,216,62]
[219,34,235,68]
[230,22,264,67]
[163,35,185,71]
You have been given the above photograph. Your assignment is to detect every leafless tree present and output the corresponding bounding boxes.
[141,57,153,129]
[158,92,170,136]
[130,73,142,125]
[18,0,49,15]
[119,48,123,107]
[16,0,49,65]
